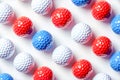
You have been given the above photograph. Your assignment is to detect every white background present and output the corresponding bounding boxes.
[0,0,120,80]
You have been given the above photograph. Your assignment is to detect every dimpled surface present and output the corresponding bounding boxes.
[13,16,33,37]
[71,22,92,44]
[72,0,91,6]
[0,38,15,59]
[13,52,35,73]
[32,30,53,51]
[0,2,14,23]
[51,8,72,28]
[72,59,92,79]
[52,45,73,66]
[0,73,13,80]
[31,0,53,15]
[92,36,111,57]
[111,15,120,34]
[33,66,53,80]
[92,1,111,20]
[110,51,120,71]
[93,73,111,80]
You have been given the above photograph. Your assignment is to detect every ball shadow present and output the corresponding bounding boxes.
[6,45,19,62]
[64,56,77,68]
[22,26,37,40]
[103,45,116,60]
[4,13,17,27]
[84,32,96,46]
[64,19,76,31]
[83,0,97,9]
[44,41,56,55]
[88,70,96,79]
[27,63,38,75]
[103,10,116,24]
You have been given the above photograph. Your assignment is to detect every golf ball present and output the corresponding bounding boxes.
[32,30,53,51]
[0,2,14,24]
[92,36,111,57]
[13,16,33,37]
[51,8,72,28]
[13,52,35,73]
[33,66,53,80]
[71,0,91,7]
[0,73,13,80]
[110,51,120,71]
[72,59,93,79]
[71,22,92,44]
[111,15,120,34]
[31,0,53,15]
[93,73,111,80]
[91,1,111,20]
[0,38,15,59]
[52,45,73,66]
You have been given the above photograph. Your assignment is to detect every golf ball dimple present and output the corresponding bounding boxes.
[93,73,111,80]
[31,0,53,15]
[0,73,13,80]
[0,2,14,24]
[51,8,72,28]
[13,16,33,37]
[13,52,35,73]
[33,66,53,80]
[71,0,91,7]
[110,15,120,34]
[72,59,93,79]
[71,22,92,44]
[110,51,120,71]
[92,36,111,57]
[32,30,53,51]
[0,38,15,59]
[91,1,111,20]
[52,45,73,66]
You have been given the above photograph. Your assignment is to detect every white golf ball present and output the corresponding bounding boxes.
[31,0,53,15]
[52,45,73,66]
[13,52,35,73]
[93,73,111,80]
[0,38,15,59]
[71,22,92,44]
[0,2,14,24]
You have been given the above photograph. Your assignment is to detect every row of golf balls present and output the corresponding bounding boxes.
[0,32,120,80]
[0,1,120,35]
[0,69,112,80]
[0,0,120,80]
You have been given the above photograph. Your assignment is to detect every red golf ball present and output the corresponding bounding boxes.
[51,8,72,28]
[92,36,111,57]
[72,59,93,79]
[91,1,111,20]
[33,66,53,80]
[13,16,33,37]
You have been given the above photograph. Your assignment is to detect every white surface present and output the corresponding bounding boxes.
[93,73,111,80]
[0,0,120,80]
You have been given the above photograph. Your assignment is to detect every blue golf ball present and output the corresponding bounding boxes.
[111,15,120,34]
[0,73,13,80]
[71,0,91,7]
[32,30,53,51]
[110,51,120,71]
